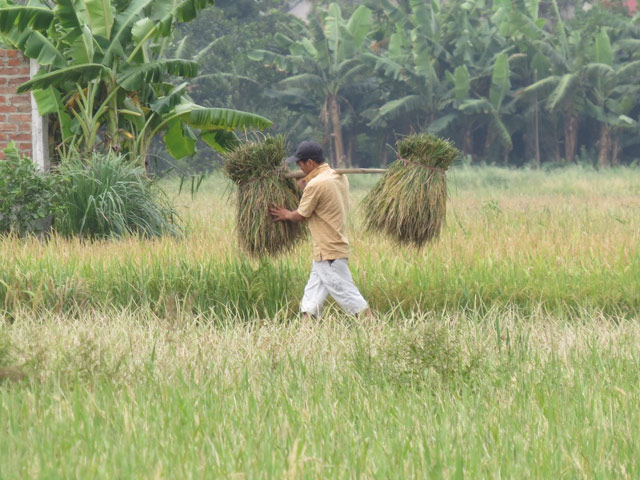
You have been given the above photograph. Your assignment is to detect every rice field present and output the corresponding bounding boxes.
[1,166,639,478]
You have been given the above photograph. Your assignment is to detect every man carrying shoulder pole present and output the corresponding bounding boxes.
[269,141,371,319]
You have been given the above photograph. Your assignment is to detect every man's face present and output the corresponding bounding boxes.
[296,159,317,176]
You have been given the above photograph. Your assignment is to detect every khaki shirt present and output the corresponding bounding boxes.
[296,163,350,261]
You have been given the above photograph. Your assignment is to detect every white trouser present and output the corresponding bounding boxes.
[300,258,368,317]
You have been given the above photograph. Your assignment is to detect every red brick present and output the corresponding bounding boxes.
[6,50,18,58]
[10,74,30,81]
[10,96,30,105]
[15,123,31,132]
[0,105,16,113]
[2,68,29,75]
[15,104,30,113]
[10,114,31,123]
[7,79,30,87]
[0,87,18,94]
[7,59,25,67]
[0,124,16,132]
[12,134,32,141]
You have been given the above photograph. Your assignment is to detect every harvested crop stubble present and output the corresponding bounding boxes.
[224,136,306,257]
[362,134,459,247]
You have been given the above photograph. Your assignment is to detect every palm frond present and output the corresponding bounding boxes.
[17,64,106,93]
[368,95,427,126]
[0,7,54,33]
[546,73,578,112]
[458,98,493,115]
[117,59,199,90]
[516,75,560,101]
[616,60,640,83]
[277,73,325,91]
[175,104,272,131]
[9,27,66,68]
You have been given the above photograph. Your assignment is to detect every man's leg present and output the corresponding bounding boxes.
[313,259,368,316]
[300,261,330,318]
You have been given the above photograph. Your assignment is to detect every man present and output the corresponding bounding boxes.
[269,140,370,318]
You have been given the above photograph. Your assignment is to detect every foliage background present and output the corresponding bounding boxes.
[168,0,640,171]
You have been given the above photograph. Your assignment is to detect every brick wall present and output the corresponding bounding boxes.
[0,50,32,159]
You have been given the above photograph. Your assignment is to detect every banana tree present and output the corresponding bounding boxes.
[249,3,374,168]
[365,0,520,163]
[454,53,516,165]
[516,0,591,163]
[520,13,640,166]
[363,0,451,130]
[582,30,640,167]
[0,0,271,163]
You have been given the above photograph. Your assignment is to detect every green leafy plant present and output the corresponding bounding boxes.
[0,142,54,235]
[0,0,272,162]
[54,151,180,238]
[250,3,375,167]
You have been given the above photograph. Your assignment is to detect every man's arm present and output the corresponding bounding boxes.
[269,205,306,222]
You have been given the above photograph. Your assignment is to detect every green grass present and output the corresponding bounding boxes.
[54,152,179,239]
[2,309,639,478]
[1,166,639,318]
[1,165,640,478]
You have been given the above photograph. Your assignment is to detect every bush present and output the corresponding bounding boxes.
[54,152,180,238]
[351,321,482,390]
[0,142,55,235]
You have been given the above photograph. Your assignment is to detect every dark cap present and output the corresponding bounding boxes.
[285,140,324,164]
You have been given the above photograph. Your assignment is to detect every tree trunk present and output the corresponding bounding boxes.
[534,95,541,168]
[320,99,334,164]
[553,126,561,163]
[611,132,621,166]
[329,95,346,168]
[463,125,473,158]
[380,136,389,166]
[482,129,494,163]
[346,135,354,167]
[597,124,611,168]
[564,109,578,163]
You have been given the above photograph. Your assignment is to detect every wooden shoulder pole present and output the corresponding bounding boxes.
[284,168,387,179]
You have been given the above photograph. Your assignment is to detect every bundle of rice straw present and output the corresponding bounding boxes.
[362,134,459,247]
[223,136,306,257]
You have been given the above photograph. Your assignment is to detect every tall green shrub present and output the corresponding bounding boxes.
[0,142,54,235]
[54,152,180,238]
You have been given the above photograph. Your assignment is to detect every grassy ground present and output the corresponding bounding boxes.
[1,166,638,318]
[1,166,639,478]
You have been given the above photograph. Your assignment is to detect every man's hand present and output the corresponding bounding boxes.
[269,204,306,223]
[296,178,307,191]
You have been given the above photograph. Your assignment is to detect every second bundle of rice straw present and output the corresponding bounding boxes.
[362,134,459,247]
